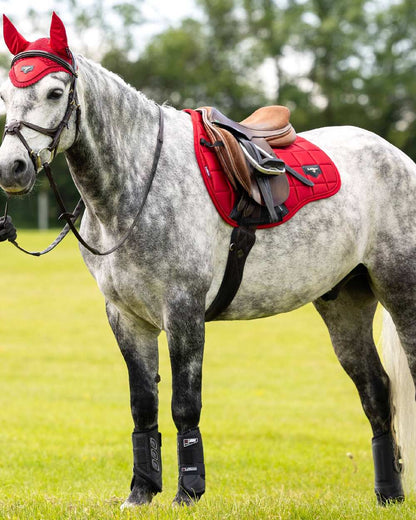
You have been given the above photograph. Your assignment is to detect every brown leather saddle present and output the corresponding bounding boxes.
[197,105,307,223]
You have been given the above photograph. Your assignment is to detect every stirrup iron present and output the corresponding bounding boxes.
[239,141,286,175]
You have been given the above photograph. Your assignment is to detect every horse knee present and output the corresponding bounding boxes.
[131,390,158,430]
[172,398,202,433]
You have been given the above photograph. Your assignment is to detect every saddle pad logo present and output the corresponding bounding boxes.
[21,65,35,74]
[302,165,322,177]
[183,438,198,448]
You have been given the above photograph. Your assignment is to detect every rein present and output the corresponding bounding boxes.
[3,51,165,257]
[3,198,84,257]
[42,106,164,257]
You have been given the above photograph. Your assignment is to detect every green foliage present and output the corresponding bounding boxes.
[103,16,267,117]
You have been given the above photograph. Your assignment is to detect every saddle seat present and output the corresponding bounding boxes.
[197,106,297,218]
[210,105,296,144]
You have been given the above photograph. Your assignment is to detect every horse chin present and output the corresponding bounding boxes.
[2,177,36,196]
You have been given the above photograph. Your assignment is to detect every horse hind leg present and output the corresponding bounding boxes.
[369,253,416,500]
[314,274,404,504]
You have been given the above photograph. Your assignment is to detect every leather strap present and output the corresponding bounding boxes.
[3,71,80,171]
[4,199,84,257]
[12,50,77,76]
[205,225,256,321]
[4,100,163,257]
[43,106,164,256]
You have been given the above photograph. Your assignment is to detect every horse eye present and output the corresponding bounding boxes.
[47,89,64,100]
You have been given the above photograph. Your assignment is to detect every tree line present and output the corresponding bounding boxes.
[1,0,415,227]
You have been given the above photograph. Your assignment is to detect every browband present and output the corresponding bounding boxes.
[11,50,77,77]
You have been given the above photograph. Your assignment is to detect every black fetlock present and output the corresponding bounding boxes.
[128,426,162,503]
[372,432,404,505]
[174,427,205,505]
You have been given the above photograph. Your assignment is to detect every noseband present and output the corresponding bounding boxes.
[3,50,80,171]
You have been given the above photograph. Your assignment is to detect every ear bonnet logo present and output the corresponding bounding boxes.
[21,65,34,74]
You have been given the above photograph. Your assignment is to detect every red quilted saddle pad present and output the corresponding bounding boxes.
[185,109,341,229]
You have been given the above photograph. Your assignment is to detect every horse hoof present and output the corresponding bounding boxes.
[120,487,154,509]
[376,492,405,506]
[172,489,201,507]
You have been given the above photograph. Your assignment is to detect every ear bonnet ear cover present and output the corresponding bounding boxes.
[3,12,73,88]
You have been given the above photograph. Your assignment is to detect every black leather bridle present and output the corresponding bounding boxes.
[2,50,164,257]
[4,50,80,172]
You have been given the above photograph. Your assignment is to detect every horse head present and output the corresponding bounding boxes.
[0,13,79,195]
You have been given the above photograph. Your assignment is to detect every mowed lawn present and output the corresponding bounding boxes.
[0,230,413,519]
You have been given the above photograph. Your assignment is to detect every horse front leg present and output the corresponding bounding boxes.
[165,293,206,505]
[106,302,162,508]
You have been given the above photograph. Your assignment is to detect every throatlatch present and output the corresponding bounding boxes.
[372,431,404,505]
[176,427,205,501]
[131,426,162,494]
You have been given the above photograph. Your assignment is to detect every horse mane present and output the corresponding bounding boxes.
[75,54,160,123]
[65,54,166,220]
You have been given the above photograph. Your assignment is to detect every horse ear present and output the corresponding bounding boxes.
[3,15,29,55]
[49,12,69,54]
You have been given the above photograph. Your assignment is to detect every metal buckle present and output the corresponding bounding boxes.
[35,148,54,171]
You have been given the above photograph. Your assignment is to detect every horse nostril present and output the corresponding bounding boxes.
[12,159,27,176]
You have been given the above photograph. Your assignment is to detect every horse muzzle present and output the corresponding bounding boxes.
[0,153,36,195]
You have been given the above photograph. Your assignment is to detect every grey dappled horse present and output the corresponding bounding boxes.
[1,14,416,509]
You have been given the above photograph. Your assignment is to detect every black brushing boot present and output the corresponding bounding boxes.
[125,426,162,505]
[372,432,404,505]
[174,427,205,505]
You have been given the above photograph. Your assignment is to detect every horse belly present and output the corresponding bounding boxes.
[212,214,361,320]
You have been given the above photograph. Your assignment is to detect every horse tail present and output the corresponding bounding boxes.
[381,310,416,493]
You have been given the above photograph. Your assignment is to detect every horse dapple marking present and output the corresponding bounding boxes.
[1,13,415,507]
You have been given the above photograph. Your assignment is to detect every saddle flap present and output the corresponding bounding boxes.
[251,173,289,208]
[199,107,252,194]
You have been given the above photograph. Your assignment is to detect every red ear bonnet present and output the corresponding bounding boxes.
[49,12,69,57]
[3,12,74,88]
[3,14,29,54]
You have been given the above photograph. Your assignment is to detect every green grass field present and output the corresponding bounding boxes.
[0,230,414,519]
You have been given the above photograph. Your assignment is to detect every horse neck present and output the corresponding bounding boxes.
[65,57,160,224]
